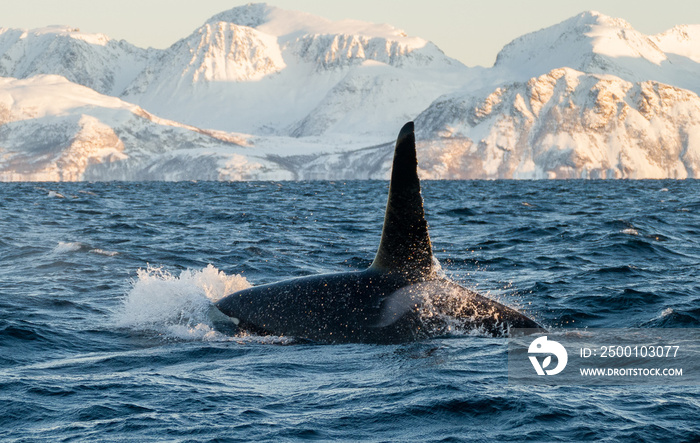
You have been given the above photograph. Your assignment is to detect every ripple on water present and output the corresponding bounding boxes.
[0,181,698,441]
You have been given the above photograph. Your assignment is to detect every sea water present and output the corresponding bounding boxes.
[1,181,698,441]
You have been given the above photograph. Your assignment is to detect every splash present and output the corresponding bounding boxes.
[381,279,531,338]
[418,284,510,337]
[115,264,252,340]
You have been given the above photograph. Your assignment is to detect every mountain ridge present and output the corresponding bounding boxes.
[1,4,700,180]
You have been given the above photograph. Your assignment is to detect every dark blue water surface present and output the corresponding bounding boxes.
[1,180,698,442]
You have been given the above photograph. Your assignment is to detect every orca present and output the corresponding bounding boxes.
[215,122,543,343]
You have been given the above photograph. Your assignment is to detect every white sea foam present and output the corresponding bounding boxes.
[53,241,84,253]
[47,190,65,198]
[53,241,118,256]
[89,248,119,256]
[621,228,639,236]
[115,264,252,341]
[660,307,675,318]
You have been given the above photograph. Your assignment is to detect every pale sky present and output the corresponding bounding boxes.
[2,0,699,67]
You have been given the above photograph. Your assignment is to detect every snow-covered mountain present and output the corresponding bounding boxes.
[121,3,468,138]
[1,6,700,180]
[416,68,700,179]
[492,11,700,94]
[414,11,700,179]
[0,26,152,97]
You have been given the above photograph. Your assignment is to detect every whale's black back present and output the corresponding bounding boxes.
[215,269,424,343]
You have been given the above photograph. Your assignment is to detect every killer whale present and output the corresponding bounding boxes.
[215,122,542,343]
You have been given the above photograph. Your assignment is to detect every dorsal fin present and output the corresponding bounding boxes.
[370,122,434,279]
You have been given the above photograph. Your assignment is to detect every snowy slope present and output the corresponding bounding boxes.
[0,75,289,181]
[652,24,700,63]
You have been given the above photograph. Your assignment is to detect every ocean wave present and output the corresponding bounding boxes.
[641,307,700,327]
